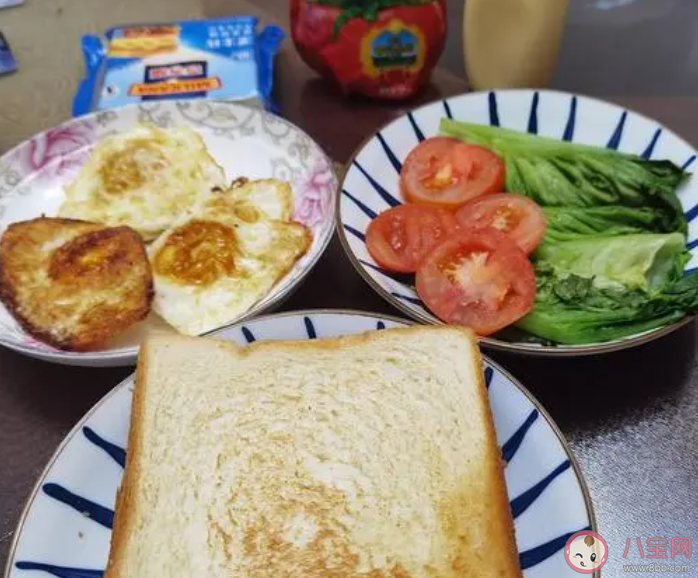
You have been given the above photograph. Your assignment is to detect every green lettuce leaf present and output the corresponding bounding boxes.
[516,234,697,344]
[533,232,687,292]
[439,119,688,234]
[517,269,698,344]
[543,205,676,242]
[439,118,697,344]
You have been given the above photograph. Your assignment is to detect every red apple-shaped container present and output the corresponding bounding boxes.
[291,0,447,100]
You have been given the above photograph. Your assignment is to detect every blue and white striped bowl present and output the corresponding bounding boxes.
[337,90,698,356]
[4,310,595,578]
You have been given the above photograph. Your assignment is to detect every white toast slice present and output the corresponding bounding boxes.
[105,326,521,578]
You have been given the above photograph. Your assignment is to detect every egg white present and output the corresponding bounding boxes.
[227,178,294,222]
[148,186,311,336]
[58,124,226,241]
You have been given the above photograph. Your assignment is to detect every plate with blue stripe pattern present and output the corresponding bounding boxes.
[337,89,698,356]
[4,310,595,578]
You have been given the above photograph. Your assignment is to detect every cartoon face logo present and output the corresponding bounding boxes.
[564,531,608,573]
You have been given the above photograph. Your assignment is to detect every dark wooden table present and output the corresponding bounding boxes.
[2,1,698,577]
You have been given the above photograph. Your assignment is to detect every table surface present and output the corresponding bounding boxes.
[2,1,698,576]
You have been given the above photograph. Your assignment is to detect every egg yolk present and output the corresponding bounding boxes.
[154,220,237,286]
[100,140,168,194]
[49,228,130,285]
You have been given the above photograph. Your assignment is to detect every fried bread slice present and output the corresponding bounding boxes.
[0,217,153,350]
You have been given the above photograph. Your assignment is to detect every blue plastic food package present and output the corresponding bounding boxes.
[73,17,284,116]
[0,31,17,75]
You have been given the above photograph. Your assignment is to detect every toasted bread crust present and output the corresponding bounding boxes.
[104,342,149,578]
[464,334,521,575]
[105,326,521,578]
[0,217,154,350]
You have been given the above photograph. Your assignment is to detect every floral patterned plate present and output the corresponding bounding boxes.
[0,101,338,366]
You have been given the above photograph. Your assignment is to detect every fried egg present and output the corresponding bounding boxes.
[0,217,153,350]
[227,178,294,221]
[148,186,311,336]
[59,124,226,241]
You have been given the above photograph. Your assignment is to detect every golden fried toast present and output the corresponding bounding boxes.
[0,217,153,350]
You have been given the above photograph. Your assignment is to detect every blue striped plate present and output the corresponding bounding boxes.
[4,311,595,578]
[337,90,698,356]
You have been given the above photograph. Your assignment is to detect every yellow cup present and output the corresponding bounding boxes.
[464,0,570,90]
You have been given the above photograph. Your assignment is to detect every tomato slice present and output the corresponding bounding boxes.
[416,228,536,335]
[400,137,505,211]
[455,193,547,254]
[366,204,460,273]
